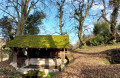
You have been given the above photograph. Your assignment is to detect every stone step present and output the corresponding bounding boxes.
[24,65,59,69]
[18,67,59,76]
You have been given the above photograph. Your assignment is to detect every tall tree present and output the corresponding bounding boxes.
[71,0,94,47]
[0,11,45,40]
[102,0,120,41]
[56,0,65,35]
[0,0,41,36]
[0,0,46,65]
[24,11,46,35]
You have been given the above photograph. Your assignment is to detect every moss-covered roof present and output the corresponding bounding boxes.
[6,35,69,48]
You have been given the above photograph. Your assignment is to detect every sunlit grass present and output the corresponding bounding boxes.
[75,43,120,53]
[102,58,110,65]
[0,57,8,62]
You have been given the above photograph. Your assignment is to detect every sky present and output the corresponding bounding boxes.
[38,0,106,45]
[0,0,119,45]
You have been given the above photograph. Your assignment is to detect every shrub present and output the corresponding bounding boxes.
[46,72,55,78]
[87,21,110,46]
[87,34,109,46]
[65,54,73,64]
[89,35,104,46]
[93,21,110,36]
[37,71,45,77]
[1,48,12,56]
[0,67,22,78]
[106,50,120,64]
[24,70,45,77]
[102,58,110,65]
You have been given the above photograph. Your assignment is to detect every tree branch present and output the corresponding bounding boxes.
[102,0,106,12]
[12,0,20,20]
[101,0,110,24]
[71,2,77,10]
[102,14,111,24]
[74,15,79,21]
[83,0,94,20]
[0,8,15,19]
[13,0,21,6]
[27,0,39,16]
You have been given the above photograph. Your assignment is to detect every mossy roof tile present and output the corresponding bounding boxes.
[6,35,69,48]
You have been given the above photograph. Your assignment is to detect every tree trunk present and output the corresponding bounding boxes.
[16,25,22,36]
[57,0,65,35]
[111,26,117,41]
[60,17,63,35]
[78,23,86,47]
[16,18,26,36]
[110,3,119,41]
[7,0,38,64]
[78,32,86,47]
[16,0,29,36]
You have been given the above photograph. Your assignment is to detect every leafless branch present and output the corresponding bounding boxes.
[83,0,94,20]
[74,15,79,21]
[12,0,20,20]
[102,14,111,24]
[27,0,39,16]
[13,0,21,6]
[0,8,15,19]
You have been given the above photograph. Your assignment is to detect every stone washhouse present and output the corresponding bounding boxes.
[6,35,69,74]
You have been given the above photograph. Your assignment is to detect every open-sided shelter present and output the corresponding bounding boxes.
[7,35,69,70]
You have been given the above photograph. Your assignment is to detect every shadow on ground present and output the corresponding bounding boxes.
[52,48,120,78]
[80,65,120,78]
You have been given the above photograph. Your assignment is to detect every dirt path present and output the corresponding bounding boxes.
[53,46,120,78]
[53,52,105,78]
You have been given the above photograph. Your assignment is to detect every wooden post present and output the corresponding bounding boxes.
[1,50,3,62]
[62,48,65,64]
[11,48,19,69]
[13,51,17,63]
[59,48,65,71]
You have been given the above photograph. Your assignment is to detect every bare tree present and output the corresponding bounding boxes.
[56,0,65,35]
[101,0,120,42]
[0,0,46,66]
[71,0,94,47]
[0,0,41,36]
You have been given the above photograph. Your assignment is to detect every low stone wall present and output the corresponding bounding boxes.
[18,58,68,77]
[29,58,63,66]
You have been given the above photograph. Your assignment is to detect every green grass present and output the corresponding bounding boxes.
[75,43,120,53]
[46,72,55,78]
[102,58,110,65]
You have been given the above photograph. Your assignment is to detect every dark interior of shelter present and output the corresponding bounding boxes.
[17,48,66,58]
[27,48,61,58]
